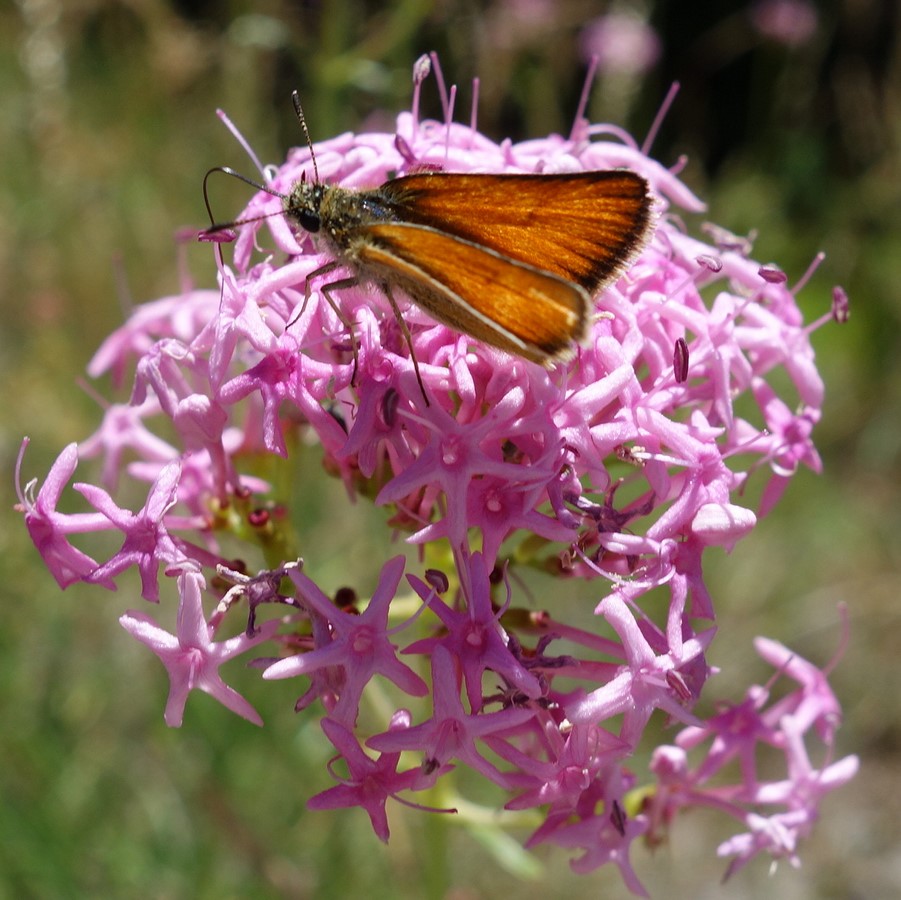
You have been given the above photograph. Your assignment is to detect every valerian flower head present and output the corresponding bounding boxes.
[17,56,854,893]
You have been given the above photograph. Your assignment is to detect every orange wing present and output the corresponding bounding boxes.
[355,222,590,363]
[377,171,652,291]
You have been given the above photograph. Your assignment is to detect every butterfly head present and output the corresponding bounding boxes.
[285,175,325,234]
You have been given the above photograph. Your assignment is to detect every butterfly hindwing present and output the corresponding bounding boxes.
[354,221,590,361]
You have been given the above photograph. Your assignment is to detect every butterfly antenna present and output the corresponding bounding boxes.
[201,166,287,235]
[291,91,320,186]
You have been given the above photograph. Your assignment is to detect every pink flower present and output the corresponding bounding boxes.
[16,441,112,589]
[75,461,190,603]
[367,645,536,788]
[403,552,541,712]
[120,569,279,726]
[263,556,428,726]
[308,714,446,843]
[580,13,661,76]
[18,56,852,892]
[750,0,818,48]
[645,623,858,879]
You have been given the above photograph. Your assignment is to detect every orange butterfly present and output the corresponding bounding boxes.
[284,168,652,366]
[204,94,653,398]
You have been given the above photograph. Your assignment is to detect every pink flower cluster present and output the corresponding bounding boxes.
[17,57,855,892]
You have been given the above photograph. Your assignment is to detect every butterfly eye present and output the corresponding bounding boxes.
[295,208,321,233]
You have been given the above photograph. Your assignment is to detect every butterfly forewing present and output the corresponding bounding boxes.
[378,172,652,290]
[357,222,590,361]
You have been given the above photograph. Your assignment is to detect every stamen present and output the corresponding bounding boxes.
[643,81,681,156]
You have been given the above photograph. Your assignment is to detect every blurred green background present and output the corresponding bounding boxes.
[2,1,898,897]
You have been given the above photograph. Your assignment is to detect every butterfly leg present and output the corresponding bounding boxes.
[383,282,429,406]
[287,259,341,328]
[318,276,362,385]
[293,259,361,384]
